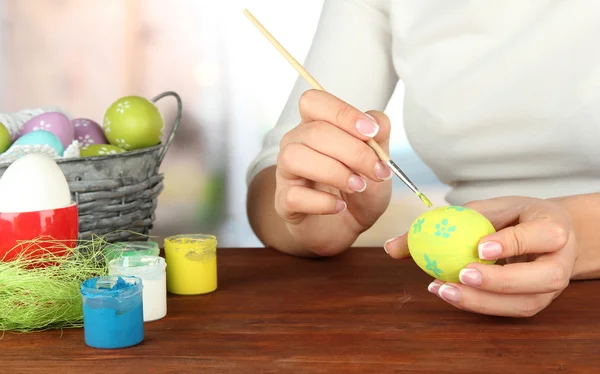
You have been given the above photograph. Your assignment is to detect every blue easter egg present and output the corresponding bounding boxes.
[14,130,65,156]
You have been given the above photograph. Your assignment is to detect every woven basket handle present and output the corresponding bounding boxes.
[152,91,182,166]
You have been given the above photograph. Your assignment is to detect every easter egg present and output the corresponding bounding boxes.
[0,153,72,213]
[80,144,126,157]
[20,112,74,149]
[407,206,496,282]
[0,153,78,263]
[103,96,163,151]
[0,123,10,153]
[13,130,64,156]
[72,118,108,149]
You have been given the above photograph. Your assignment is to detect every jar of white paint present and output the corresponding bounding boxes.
[108,255,167,322]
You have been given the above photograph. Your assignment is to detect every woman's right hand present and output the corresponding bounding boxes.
[275,89,393,256]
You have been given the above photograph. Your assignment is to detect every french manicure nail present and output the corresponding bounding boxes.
[374,161,392,180]
[355,116,379,137]
[335,199,347,213]
[459,268,482,286]
[438,284,461,303]
[383,235,401,254]
[428,280,442,294]
[478,241,502,260]
[348,174,367,192]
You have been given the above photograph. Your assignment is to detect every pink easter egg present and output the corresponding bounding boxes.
[20,112,74,149]
[71,118,108,149]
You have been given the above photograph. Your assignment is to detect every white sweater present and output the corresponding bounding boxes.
[246,0,600,205]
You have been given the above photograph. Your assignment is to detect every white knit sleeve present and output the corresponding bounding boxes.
[246,0,399,185]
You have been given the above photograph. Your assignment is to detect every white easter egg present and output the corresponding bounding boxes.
[0,153,72,213]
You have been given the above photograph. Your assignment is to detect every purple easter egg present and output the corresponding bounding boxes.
[20,112,74,149]
[71,118,108,149]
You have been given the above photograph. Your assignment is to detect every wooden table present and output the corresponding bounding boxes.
[1,248,599,373]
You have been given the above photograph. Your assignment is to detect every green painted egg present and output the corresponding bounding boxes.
[407,206,496,282]
[0,123,11,153]
[103,96,163,151]
[80,144,126,157]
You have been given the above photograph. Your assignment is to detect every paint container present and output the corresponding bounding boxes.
[103,241,160,263]
[164,234,217,295]
[108,255,167,322]
[80,275,144,349]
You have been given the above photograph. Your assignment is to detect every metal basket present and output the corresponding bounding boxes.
[0,91,182,242]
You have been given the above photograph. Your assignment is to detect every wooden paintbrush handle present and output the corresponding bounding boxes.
[243,9,391,163]
[367,138,390,162]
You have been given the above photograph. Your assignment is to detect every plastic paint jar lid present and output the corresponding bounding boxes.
[103,241,160,262]
[80,275,144,349]
[164,234,217,258]
[80,275,143,300]
[108,255,166,279]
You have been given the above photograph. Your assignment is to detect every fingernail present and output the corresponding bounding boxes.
[438,284,461,303]
[335,199,347,213]
[459,268,482,286]
[478,241,502,260]
[355,115,379,137]
[374,161,392,180]
[427,280,443,294]
[348,174,367,192]
[383,235,401,254]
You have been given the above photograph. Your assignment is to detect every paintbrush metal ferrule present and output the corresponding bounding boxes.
[387,160,418,193]
[387,160,433,208]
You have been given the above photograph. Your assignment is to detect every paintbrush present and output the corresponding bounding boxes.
[243,9,433,208]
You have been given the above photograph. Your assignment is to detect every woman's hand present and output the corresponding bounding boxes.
[273,89,393,256]
[385,196,577,317]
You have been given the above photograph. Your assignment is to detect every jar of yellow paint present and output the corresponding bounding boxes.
[164,234,217,295]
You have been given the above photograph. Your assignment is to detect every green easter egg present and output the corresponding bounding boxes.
[407,206,496,282]
[80,144,126,157]
[103,95,163,151]
[0,123,11,153]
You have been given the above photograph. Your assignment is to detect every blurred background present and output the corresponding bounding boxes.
[0,0,449,247]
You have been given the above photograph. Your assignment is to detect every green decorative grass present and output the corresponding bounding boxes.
[0,235,111,333]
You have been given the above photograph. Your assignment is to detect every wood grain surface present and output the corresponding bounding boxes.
[0,248,598,373]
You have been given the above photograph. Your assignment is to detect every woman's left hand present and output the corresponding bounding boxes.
[385,196,577,317]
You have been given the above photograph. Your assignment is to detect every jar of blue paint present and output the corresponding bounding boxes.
[80,275,144,349]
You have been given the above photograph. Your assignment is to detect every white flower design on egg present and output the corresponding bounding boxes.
[74,120,90,128]
[33,120,52,131]
[104,118,111,133]
[98,146,119,155]
[116,101,131,114]
[115,138,131,149]
[78,134,95,149]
